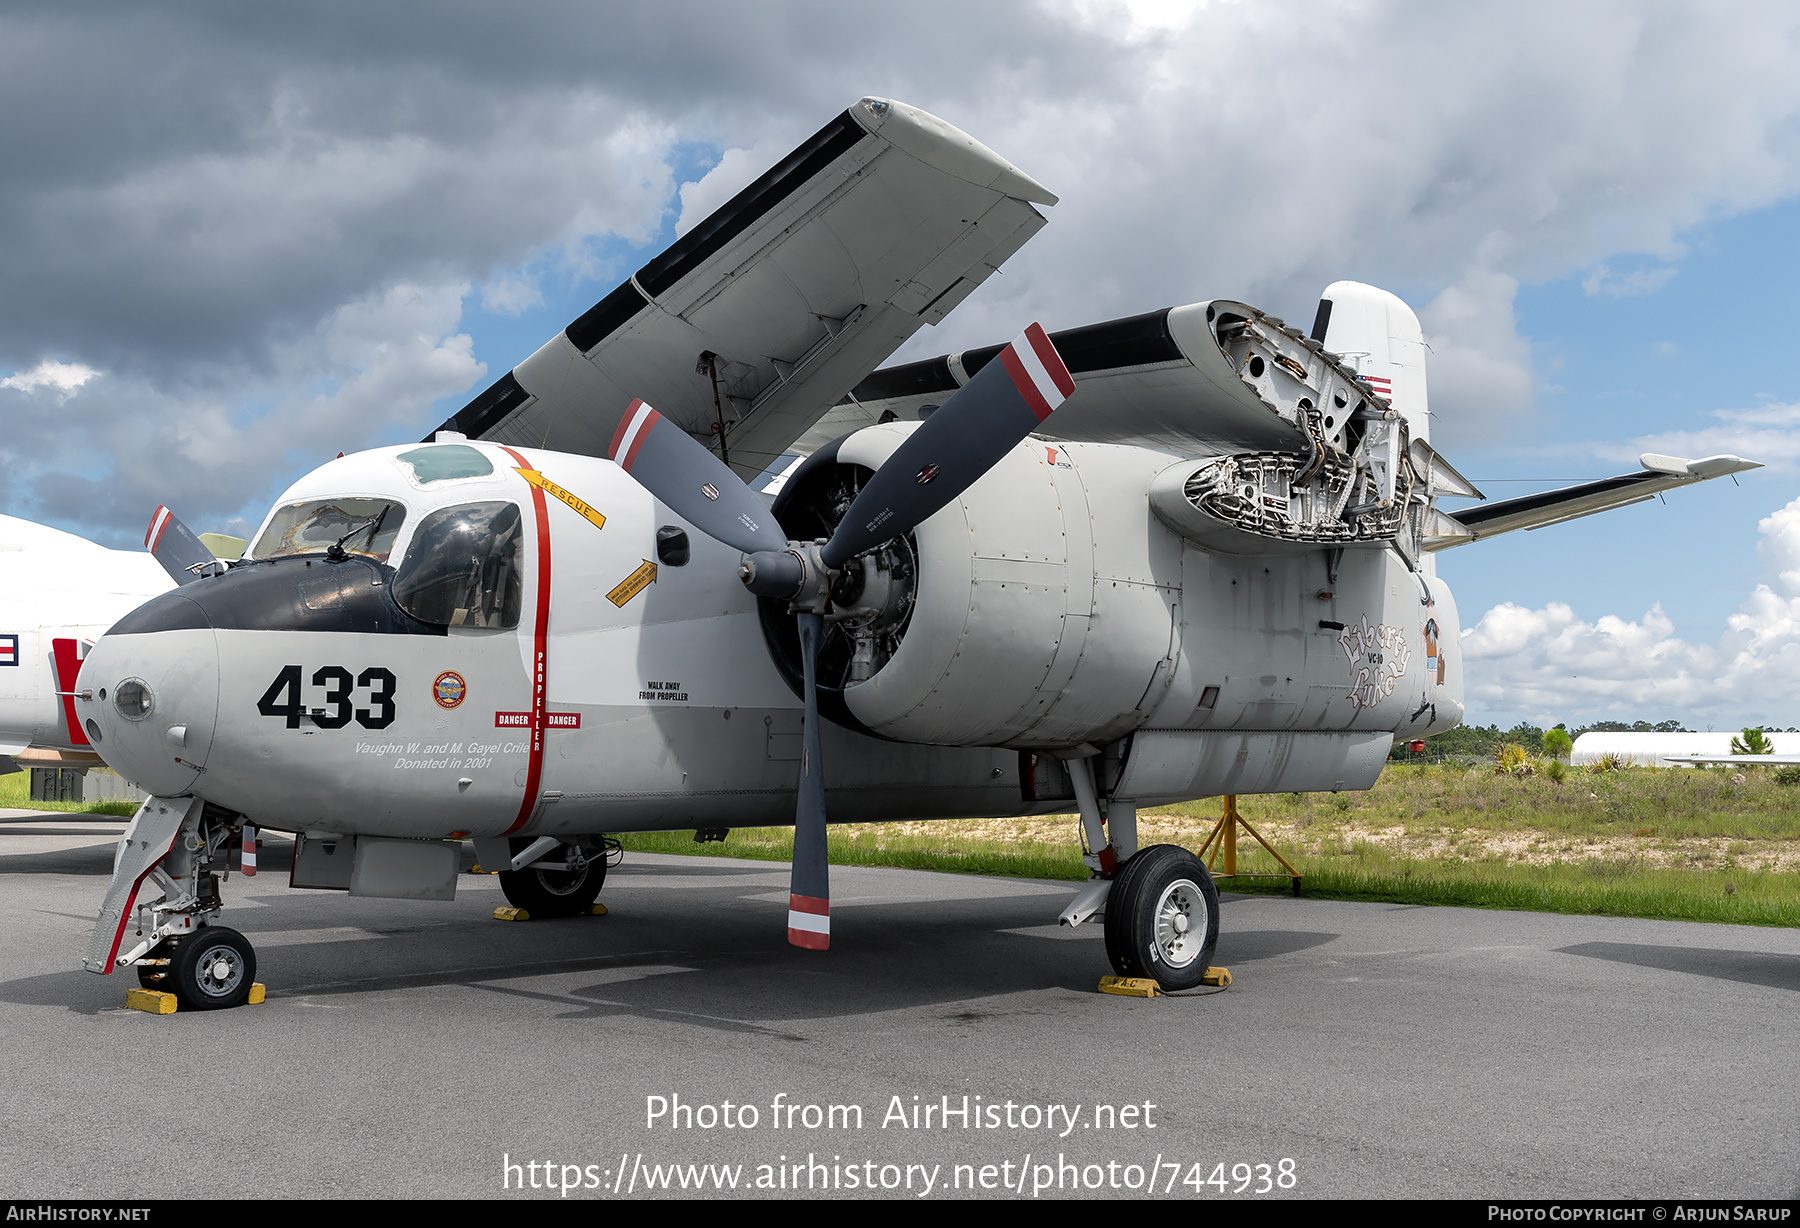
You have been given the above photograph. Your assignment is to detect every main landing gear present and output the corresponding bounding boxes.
[1103,845,1220,992]
[1053,756,1222,992]
[496,836,609,918]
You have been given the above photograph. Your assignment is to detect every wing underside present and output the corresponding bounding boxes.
[429,97,1057,480]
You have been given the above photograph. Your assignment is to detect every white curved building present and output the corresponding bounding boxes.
[1570,731,1795,767]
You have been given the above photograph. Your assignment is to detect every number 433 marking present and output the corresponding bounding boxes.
[257,665,396,729]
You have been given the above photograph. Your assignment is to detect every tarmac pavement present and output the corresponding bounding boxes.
[1,810,1796,1200]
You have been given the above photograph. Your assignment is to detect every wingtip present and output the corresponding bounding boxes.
[854,97,1057,206]
[1644,452,1765,479]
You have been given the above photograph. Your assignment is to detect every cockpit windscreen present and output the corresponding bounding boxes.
[251,498,407,562]
[391,501,524,630]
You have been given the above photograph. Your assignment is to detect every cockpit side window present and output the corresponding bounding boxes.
[251,498,407,562]
[391,501,524,630]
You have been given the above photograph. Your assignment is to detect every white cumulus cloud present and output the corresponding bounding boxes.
[675,141,787,238]
[0,359,98,400]
[1593,400,1800,473]
[1581,263,1679,297]
[1460,494,1800,727]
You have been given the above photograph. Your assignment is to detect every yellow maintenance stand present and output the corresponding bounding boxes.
[1197,794,1302,896]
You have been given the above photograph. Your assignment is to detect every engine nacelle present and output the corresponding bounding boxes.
[768,425,1177,750]
[765,422,1466,759]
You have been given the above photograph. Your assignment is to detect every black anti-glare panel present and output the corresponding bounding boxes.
[109,557,446,637]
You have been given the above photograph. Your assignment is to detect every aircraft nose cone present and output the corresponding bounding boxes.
[83,599,220,798]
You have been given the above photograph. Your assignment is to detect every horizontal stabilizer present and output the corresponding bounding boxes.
[1426,454,1761,550]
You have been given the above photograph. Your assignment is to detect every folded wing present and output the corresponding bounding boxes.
[807,302,1315,458]
[428,97,1056,480]
[1425,453,1762,550]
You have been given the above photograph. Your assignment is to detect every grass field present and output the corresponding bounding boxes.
[0,768,137,816]
[619,763,1800,928]
[9,757,1795,927]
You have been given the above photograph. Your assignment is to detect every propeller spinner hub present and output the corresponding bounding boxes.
[738,542,836,613]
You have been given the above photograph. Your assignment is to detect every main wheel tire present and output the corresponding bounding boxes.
[170,927,257,1010]
[497,839,606,918]
[1102,845,1220,991]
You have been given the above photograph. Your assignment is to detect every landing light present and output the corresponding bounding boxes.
[114,679,153,721]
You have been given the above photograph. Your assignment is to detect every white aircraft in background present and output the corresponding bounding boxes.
[70,96,1761,1010]
[0,512,240,778]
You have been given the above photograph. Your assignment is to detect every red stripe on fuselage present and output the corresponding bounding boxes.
[499,445,552,836]
[1000,347,1054,422]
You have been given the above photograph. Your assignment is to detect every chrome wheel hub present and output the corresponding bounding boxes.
[1151,879,1207,969]
[193,942,244,997]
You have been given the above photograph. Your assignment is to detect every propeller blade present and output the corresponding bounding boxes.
[787,610,830,950]
[144,506,217,585]
[820,323,1073,570]
[608,399,789,556]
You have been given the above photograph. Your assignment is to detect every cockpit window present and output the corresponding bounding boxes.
[396,444,494,485]
[391,501,524,630]
[251,498,407,563]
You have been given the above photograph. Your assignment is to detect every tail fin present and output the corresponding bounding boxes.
[1312,281,1429,443]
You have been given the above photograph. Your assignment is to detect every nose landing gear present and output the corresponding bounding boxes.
[138,928,259,1009]
[88,794,262,1008]
[169,928,258,1009]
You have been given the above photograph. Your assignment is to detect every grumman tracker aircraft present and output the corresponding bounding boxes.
[73,97,1758,1009]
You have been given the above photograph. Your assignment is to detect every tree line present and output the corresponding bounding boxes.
[1390,720,1798,762]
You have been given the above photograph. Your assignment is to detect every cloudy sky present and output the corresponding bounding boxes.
[4,0,1799,732]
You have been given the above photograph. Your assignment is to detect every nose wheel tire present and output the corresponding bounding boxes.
[1102,845,1220,991]
[169,927,258,1010]
[497,839,606,918]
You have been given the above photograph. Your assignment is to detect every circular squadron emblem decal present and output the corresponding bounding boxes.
[432,670,467,710]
